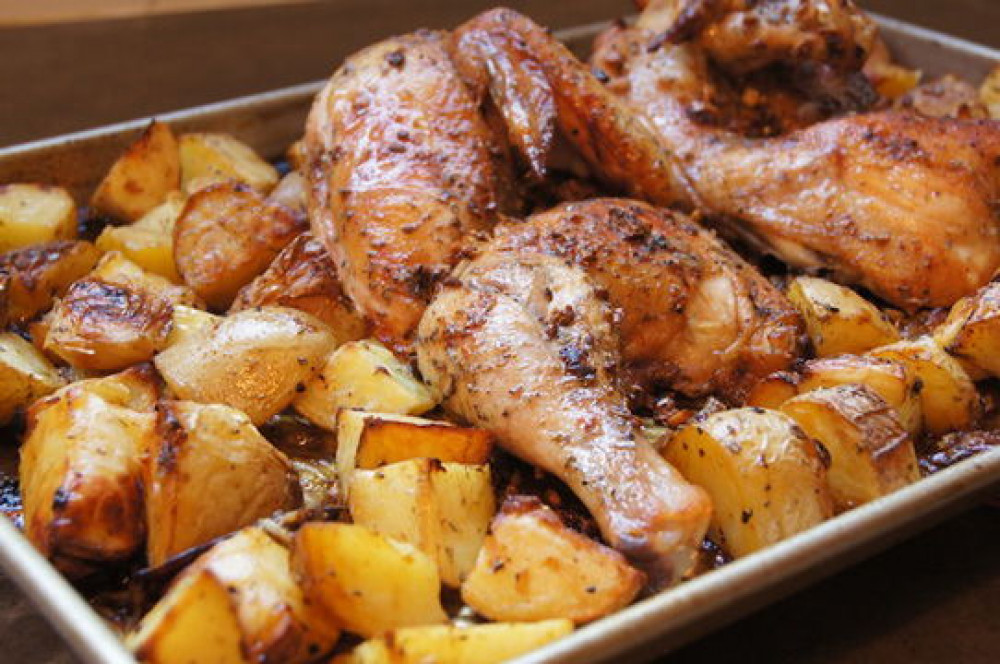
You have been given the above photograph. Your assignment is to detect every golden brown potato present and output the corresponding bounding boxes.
[144,400,300,567]
[229,232,366,343]
[664,408,833,558]
[96,193,185,283]
[868,336,981,434]
[179,132,279,194]
[934,279,1000,379]
[0,240,102,324]
[90,121,181,222]
[0,184,77,253]
[349,458,495,587]
[0,332,64,424]
[336,621,574,664]
[781,385,921,511]
[292,522,448,638]
[746,371,801,410]
[19,367,157,574]
[89,250,200,306]
[154,306,335,425]
[787,276,900,356]
[173,182,305,309]
[293,340,437,429]
[178,527,340,663]
[127,567,245,664]
[163,305,220,348]
[461,497,642,624]
[981,65,1000,119]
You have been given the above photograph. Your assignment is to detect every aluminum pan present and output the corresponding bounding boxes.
[1,13,998,664]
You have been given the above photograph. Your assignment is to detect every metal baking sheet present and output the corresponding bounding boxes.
[1,13,998,664]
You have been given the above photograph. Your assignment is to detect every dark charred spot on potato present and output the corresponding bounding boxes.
[154,404,187,473]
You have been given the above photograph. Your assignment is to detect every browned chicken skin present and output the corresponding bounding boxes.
[304,30,515,352]
[417,252,711,585]
[487,199,802,401]
[454,7,1000,310]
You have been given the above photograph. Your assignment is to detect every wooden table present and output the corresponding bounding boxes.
[1,1,998,662]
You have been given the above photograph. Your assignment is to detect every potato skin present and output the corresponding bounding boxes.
[934,278,1000,378]
[174,183,306,309]
[0,240,102,324]
[0,332,65,424]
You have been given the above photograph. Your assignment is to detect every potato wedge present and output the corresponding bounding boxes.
[164,305,220,348]
[230,232,366,344]
[179,132,279,194]
[20,367,157,574]
[155,306,335,425]
[294,340,436,429]
[787,276,899,356]
[868,336,981,434]
[781,385,920,510]
[0,240,102,324]
[0,332,64,424]
[0,184,77,253]
[96,194,185,282]
[349,458,495,587]
[90,121,180,222]
[663,408,833,558]
[173,182,305,308]
[179,527,340,663]
[461,497,642,624]
[145,400,300,567]
[128,567,246,664]
[934,279,1000,379]
[292,523,448,638]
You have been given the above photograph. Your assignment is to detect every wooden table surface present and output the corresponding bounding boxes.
[1,1,998,662]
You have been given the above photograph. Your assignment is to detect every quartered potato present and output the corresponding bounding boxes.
[869,336,981,434]
[155,306,335,425]
[144,400,300,567]
[934,279,1000,378]
[230,232,366,343]
[781,385,920,511]
[461,497,643,624]
[164,304,220,348]
[19,367,157,574]
[292,523,448,638]
[349,458,495,587]
[335,621,574,664]
[787,276,900,356]
[0,240,102,324]
[173,182,305,308]
[179,132,279,194]
[90,120,181,222]
[664,408,834,558]
[0,332,65,424]
[0,184,77,253]
[96,193,185,282]
[293,339,437,429]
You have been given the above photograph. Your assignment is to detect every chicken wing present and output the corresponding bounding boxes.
[417,251,711,586]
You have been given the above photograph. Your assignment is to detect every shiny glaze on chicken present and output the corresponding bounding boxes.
[486,199,802,401]
[417,252,711,586]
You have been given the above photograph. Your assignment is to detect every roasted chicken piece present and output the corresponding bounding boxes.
[304,30,515,352]
[417,252,711,586]
[486,198,802,401]
[453,8,1000,310]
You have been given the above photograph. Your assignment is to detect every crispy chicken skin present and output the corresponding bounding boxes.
[487,199,802,401]
[304,30,514,352]
[417,252,711,586]
[455,8,1000,310]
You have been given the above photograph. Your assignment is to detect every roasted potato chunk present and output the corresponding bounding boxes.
[292,523,448,638]
[20,367,157,574]
[90,121,181,222]
[981,65,1000,119]
[0,184,77,253]
[155,306,335,425]
[179,132,279,194]
[781,385,920,511]
[145,400,300,567]
[787,276,900,356]
[746,371,801,410]
[664,408,834,558]
[934,279,1000,378]
[96,194,185,282]
[0,333,64,424]
[869,336,981,434]
[173,182,305,309]
[461,497,642,624]
[0,240,102,324]
[294,340,437,429]
[164,304,220,348]
[349,458,495,587]
[267,171,308,223]
[177,527,340,663]
[230,232,366,343]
